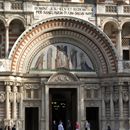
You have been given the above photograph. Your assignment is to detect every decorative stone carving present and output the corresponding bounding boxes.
[84,84,100,89]
[113,94,119,102]
[48,73,78,82]
[16,93,21,103]
[24,84,40,89]
[9,92,14,102]
[24,101,40,107]
[0,92,5,102]
[0,59,11,72]
[122,91,129,102]
[104,94,110,103]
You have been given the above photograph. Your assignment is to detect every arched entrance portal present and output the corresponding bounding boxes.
[9,17,117,130]
[49,88,77,130]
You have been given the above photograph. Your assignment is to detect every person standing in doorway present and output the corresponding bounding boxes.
[84,120,90,130]
[52,120,57,130]
[0,125,3,130]
[12,125,16,130]
[67,120,71,130]
[58,121,64,130]
[75,121,80,130]
[107,125,111,130]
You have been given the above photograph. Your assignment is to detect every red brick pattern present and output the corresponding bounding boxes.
[10,18,117,74]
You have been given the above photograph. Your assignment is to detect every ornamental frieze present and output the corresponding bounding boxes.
[24,84,40,89]
[84,84,100,89]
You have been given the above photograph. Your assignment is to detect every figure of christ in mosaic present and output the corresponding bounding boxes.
[80,52,93,71]
[47,48,53,69]
[35,53,45,70]
[70,48,77,69]
[55,45,69,69]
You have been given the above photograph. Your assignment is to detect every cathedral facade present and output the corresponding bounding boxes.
[0,0,130,130]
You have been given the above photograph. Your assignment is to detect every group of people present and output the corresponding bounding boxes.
[52,120,90,130]
[0,125,16,130]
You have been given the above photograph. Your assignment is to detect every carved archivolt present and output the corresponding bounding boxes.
[10,17,117,74]
[48,72,78,83]
[0,91,5,103]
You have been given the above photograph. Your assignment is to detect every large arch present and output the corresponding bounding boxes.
[9,16,117,75]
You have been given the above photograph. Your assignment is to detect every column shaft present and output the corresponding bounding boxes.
[19,86,23,119]
[117,29,122,60]
[6,85,11,119]
[45,86,49,130]
[5,26,9,58]
[12,85,17,119]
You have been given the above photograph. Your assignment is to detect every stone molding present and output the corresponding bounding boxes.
[9,17,117,74]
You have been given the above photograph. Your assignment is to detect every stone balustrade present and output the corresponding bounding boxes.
[97,4,130,15]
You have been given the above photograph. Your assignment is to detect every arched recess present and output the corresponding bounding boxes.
[9,19,25,54]
[103,21,118,47]
[122,22,130,60]
[9,17,117,75]
[0,20,6,58]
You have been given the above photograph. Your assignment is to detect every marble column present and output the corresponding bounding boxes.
[79,85,85,130]
[19,86,23,119]
[77,86,80,123]
[5,26,9,58]
[128,83,130,130]
[117,28,123,72]
[45,85,49,130]
[119,82,124,130]
[41,84,45,130]
[110,85,114,130]
[6,84,11,119]
[12,85,17,119]
[101,86,106,130]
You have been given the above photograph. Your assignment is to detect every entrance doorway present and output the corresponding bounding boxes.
[49,88,77,130]
[25,107,39,130]
[86,107,99,130]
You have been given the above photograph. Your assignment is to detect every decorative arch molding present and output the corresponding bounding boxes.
[7,15,26,28]
[0,16,7,27]
[9,17,117,74]
[101,18,119,29]
[47,72,79,83]
[120,18,130,28]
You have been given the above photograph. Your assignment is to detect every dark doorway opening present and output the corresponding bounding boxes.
[49,88,77,130]
[86,107,99,130]
[25,107,39,130]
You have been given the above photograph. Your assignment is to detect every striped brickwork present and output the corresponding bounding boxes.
[9,17,117,74]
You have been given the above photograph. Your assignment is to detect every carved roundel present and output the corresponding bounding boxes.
[9,17,117,74]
